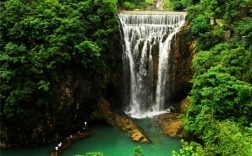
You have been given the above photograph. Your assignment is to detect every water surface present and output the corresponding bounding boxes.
[1,119,180,156]
[62,119,180,156]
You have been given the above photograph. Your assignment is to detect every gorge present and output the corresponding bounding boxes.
[1,0,194,153]
[1,11,194,152]
[2,0,251,155]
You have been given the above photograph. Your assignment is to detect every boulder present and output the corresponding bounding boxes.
[158,113,183,138]
[163,120,183,137]
[131,131,145,142]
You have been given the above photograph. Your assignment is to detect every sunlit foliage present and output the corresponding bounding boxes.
[172,0,252,155]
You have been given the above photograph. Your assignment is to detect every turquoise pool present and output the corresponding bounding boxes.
[1,118,181,156]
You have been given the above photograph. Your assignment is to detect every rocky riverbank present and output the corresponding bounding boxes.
[51,132,91,156]
[91,97,150,143]
[158,113,183,138]
[157,97,191,138]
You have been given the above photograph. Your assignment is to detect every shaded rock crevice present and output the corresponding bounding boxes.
[169,20,195,102]
[0,67,99,148]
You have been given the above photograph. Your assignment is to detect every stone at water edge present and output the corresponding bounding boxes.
[131,131,144,142]
[158,113,183,138]
[91,97,150,143]
[163,120,183,137]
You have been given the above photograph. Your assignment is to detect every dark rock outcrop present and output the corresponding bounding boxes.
[158,113,183,138]
[0,30,124,148]
[170,20,195,102]
[0,67,98,148]
[91,97,150,143]
[158,97,191,138]
[104,34,124,110]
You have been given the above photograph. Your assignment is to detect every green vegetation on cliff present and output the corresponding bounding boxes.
[174,0,252,155]
[1,0,252,155]
[0,0,118,143]
[118,0,153,10]
[118,0,200,11]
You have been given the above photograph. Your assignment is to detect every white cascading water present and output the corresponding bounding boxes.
[119,13,186,118]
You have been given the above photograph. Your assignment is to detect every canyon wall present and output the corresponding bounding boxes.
[170,20,195,102]
[0,16,194,148]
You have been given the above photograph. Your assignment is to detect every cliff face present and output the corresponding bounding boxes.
[104,34,124,110]
[49,68,98,134]
[169,20,195,102]
[0,17,193,148]
[0,67,99,148]
[0,33,124,148]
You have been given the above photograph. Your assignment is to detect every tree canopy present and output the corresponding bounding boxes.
[173,0,252,155]
[1,0,252,154]
[0,0,118,125]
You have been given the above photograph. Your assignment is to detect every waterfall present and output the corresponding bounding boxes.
[119,13,186,118]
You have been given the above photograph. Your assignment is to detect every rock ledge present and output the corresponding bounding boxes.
[158,113,183,138]
[91,97,150,143]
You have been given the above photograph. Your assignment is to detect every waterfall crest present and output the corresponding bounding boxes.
[119,13,186,118]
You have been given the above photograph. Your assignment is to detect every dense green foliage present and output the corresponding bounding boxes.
[1,0,252,155]
[173,0,252,155]
[131,146,144,156]
[165,0,199,10]
[119,0,197,11]
[78,146,144,156]
[118,0,152,10]
[0,0,118,126]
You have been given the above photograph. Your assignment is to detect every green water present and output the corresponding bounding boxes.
[1,119,181,156]
[62,118,180,156]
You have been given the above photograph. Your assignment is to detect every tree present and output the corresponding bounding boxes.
[180,1,252,155]
[132,146,144,156]
[0,0,118,142]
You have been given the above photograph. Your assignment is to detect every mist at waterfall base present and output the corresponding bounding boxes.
[119,13,186,119]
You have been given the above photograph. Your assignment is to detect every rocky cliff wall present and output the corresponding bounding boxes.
[0,33,124,148]
[0,17,193,148]
[104,33,124,111]
[169,20,195,102]
[0,67,99,148]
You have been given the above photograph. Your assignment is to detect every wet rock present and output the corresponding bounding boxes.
[158,113,183,138]
[0,68,98,148]
[91,97,150,143]
[170,21,195,101]
[163,120,183,137]
[0,143,7,149]
[131,131,144,142]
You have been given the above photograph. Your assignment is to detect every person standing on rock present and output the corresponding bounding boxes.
[83,121,88,131]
